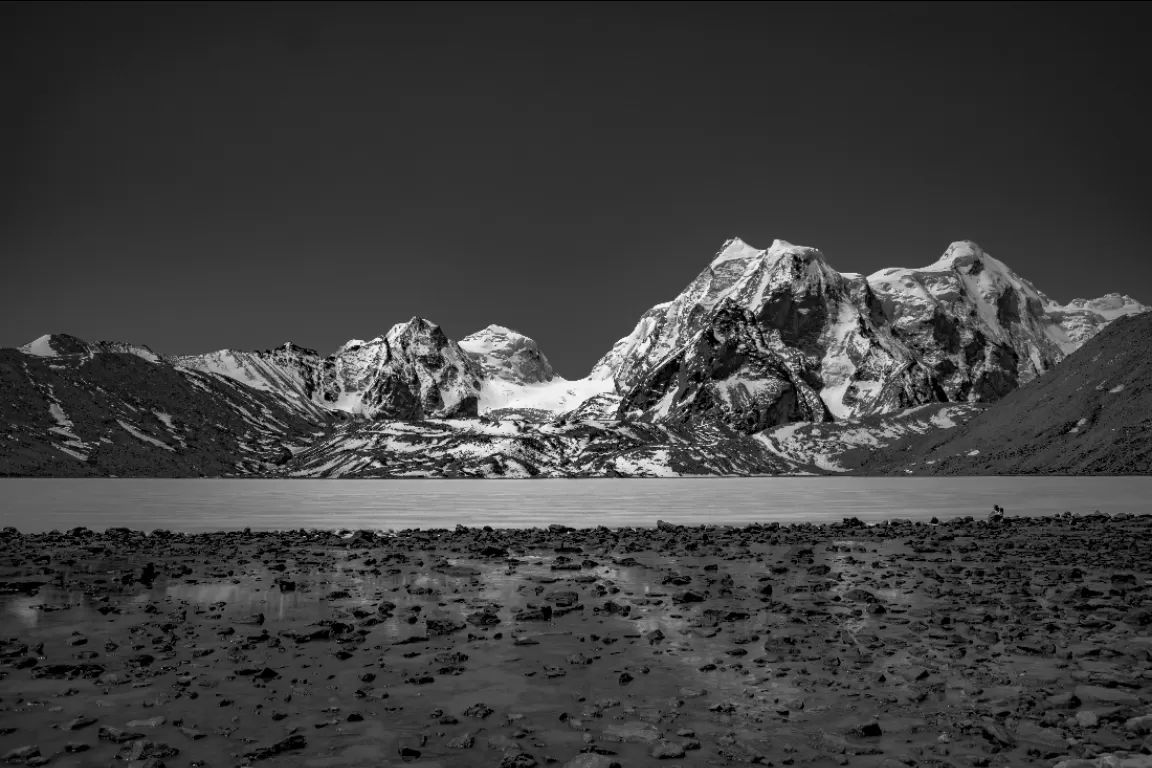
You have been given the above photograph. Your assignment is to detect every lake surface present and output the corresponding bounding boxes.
[0,477,1148,532]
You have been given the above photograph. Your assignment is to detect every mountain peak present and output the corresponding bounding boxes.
[931,240,987,270]
[460,324,556,384]
[711,237,764,266]
[19,333,91,357]
[711,237,825,268]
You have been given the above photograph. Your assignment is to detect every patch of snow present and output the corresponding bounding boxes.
[765,422,806,442]
[478,375,614,416]
[966,449,980,457]
[1109,383,1125,394]
[154,411,175,428]
[48,402,71,428]
[812,454,847,473]
[929,411,957,429]
[117,420,174,451]
[55,445,88,461]
[21,335,59,357]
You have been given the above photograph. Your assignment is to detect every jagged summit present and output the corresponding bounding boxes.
[710,237,825,268]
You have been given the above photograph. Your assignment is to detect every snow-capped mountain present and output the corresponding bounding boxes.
[1047,293,1148,346]
[172,318,483,421]
[316,318,482,419]
[459,325,556,384]
[593,238,944,419]
[6,234,1147,478]
[869,240,1096,401]
[617,300,829,432]
[456,324,615,420]
[596,237,1147,419]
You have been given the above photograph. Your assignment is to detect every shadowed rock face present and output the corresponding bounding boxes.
[0,348,326,478]
[617,301,829,434]
[857,310,1152,475]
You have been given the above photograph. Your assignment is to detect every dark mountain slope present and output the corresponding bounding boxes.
[852,312,1152,475]
[0,349,332,477]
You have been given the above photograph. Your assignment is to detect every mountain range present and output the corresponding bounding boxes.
[3,238,1147,477]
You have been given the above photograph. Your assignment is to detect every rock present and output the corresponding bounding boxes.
[514,606,553,621]
[650,739,687,759]
[463,703,494,719]
[487,734,522,752]
[602,721,661,744]
[562,755,621,768]
[1126,713,1152,734]
[99,726,146,743]
[125,716,166,728]
[466,610,500,625]
[244,734,307,760]
[61,715,97,731]
[1075,685,1141,706]
[1015,721,1067,755]
[2,746,40,762]
[426,619,466,635]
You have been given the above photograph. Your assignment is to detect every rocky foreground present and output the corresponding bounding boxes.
[1,514,1151,768]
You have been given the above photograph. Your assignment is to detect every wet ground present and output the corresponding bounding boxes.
[1,513,1151,768]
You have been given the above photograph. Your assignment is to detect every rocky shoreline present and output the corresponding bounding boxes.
[1,513,1150,768]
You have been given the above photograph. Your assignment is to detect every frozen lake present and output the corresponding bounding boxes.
[0,477,1148,532]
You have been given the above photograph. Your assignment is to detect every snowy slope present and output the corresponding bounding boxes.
[477,376,616,418]
[169,343,329,420]
[456,324,614,418]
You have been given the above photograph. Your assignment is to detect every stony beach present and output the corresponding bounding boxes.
[1,512,1150,768]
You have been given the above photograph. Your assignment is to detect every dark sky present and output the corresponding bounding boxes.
[3,2,1148,377]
